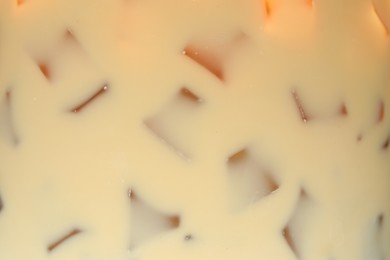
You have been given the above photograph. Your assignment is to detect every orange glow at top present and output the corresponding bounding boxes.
[306,0,313,8]
[263,0,273,19]
[372,2,389,35]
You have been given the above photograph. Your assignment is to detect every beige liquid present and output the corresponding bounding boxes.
[0,0,389,259]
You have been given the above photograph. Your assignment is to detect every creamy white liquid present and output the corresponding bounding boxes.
[0,0,389,259]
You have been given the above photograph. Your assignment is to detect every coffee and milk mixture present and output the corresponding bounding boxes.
[0,0,389,259]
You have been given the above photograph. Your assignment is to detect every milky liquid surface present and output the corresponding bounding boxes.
[0,0,389,259]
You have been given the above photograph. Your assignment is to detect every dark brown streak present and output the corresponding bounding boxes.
[70,84,109,113]
[291,90,309,123]
[47,228,82,252]
[179,87,202,103]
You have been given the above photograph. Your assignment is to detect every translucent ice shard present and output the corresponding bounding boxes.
[183,32,246,81]
[227,148,279,211]
[144,87,203,160]
[129,189,180,249]
[282,189,312,258]
[183,46,224,81]
[362,213,385,260]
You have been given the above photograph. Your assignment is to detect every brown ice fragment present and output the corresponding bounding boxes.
[4,90,11,109]
[283,227,298,257]
[339,103,348,117]
[169,216,180,228]
[264,173,279,193]
[282,188,311,258]
[129,189,181,248]
[128,188,136,200]
[183,32,247,82]
[47,228,82,252]
[378,100,384,123]
[65,29,76,40]
[291,90,310,123]
[63,28,82,47]
[179,87,202,104]
[143,88,202,160]
[382,136,389,150]
[144,118,190,160]
[228,148,249,165]
[38,62,51,80]
[183,46,224,81]
[70,83,109,113]
[299,188,308,198]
